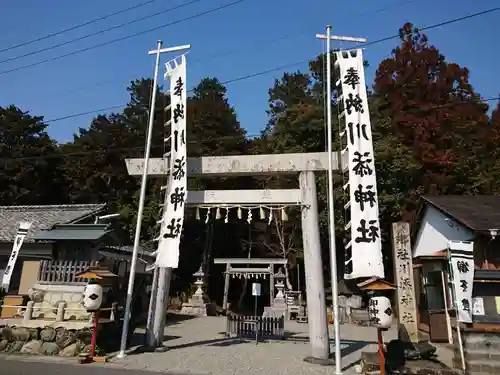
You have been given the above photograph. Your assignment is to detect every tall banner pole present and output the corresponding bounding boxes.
[325,25,342,373]
[316,27,368,375]
[117,39,163,359]
[117,41,191,359]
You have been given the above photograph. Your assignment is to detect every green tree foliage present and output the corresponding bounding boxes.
[0,105,65,205]
[2,22,499,307]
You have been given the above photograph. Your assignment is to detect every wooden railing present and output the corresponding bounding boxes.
[37,260,99,284]
[226,315,285,339]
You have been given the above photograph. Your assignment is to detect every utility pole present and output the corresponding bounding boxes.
[117,41,191,359]
[316,26,367,375]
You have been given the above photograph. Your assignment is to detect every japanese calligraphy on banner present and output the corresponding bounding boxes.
[2,221,32,292]
[448,240,474,323]
[156,55,187,268]
[391,222,418,342]
[336,49,384,279]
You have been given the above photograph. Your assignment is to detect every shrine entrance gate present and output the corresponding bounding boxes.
[125,151,345,360]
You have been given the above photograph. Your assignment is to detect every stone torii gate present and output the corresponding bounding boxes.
[213,257,288,310]
[125,151,343,361]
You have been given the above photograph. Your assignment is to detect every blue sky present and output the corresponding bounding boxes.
[0,0,498,142]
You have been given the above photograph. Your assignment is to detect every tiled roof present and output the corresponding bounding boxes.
[422,195,500,232]
[0,204,106,243]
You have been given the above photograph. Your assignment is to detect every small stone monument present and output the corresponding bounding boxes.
[180,265,216,316]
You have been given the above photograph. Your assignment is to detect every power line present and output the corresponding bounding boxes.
[0,0,160,54]
[39,0,422,98]
[43,60,313,124]
[0,0,248,76]
[361,6,500,48]
[40,7,500,124]
[0,0,203,65]
[0,0,416,66]
[0,133,260,162]
[3,95,499,164]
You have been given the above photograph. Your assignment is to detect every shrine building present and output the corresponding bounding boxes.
[411,195,500,343]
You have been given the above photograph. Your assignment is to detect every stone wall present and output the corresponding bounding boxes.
[452,328,500,374]
[0,322,121,357]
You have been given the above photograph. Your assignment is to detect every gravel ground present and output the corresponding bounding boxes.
[104,316,454,375]
[0,316,455,375]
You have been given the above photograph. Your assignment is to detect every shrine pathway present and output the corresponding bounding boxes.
[105,316,453,375]
[0,316,454,375]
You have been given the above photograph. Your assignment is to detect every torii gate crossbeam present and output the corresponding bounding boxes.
[125,151,344,361]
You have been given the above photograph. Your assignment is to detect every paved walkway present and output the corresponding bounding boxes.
[0,357,190,375]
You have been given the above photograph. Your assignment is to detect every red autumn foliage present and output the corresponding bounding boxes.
[373,23,489,194]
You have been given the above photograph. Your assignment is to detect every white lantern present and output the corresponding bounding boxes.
[82,283,103,312]
[368,296,393,328]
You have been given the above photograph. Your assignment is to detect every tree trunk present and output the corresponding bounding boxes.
[236,278,248,311]
[236,226,253,312]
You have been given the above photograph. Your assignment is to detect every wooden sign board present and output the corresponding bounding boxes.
[391,222,419,343]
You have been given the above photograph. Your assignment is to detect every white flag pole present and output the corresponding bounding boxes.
[117,41,191,359]
[117,39,163,359]
[316,26,367,375]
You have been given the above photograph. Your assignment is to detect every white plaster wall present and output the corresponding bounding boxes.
[413,205,474,257]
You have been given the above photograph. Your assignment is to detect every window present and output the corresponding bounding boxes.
[423,269,446,311]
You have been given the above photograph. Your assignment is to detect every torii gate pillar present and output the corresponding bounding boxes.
[300,171,329,359]
[125,151,343,361]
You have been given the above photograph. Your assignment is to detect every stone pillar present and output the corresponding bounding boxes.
[23,301,34,323]
[300,171,330,360]
[56,301,66,321]
[145,266,160,347]
[391,222,419,343]
[222,264,230,310]
[153,267,172,347]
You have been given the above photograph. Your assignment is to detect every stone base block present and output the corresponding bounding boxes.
[179,302,216,316]
[452,329,500,373]
[452,357,500,374]
[361,351,458,375]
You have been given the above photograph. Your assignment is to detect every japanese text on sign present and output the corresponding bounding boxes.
[448,240,474,323]
[337,49,383,279]
[391,222,419,342]
[156,55,188,268]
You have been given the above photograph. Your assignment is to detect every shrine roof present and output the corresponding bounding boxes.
[0,204,106,243]
[420,195,500,233]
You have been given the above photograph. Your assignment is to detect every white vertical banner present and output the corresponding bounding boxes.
[156,54,187,268]
[336,49,384,279]
[2,221,32,292]
[448,240,474,323]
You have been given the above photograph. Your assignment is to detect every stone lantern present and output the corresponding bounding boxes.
[192,266,205,304]
[180,264,216,316]
[274,268,286,304]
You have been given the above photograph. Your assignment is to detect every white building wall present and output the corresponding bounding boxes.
[413,205,474,257]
